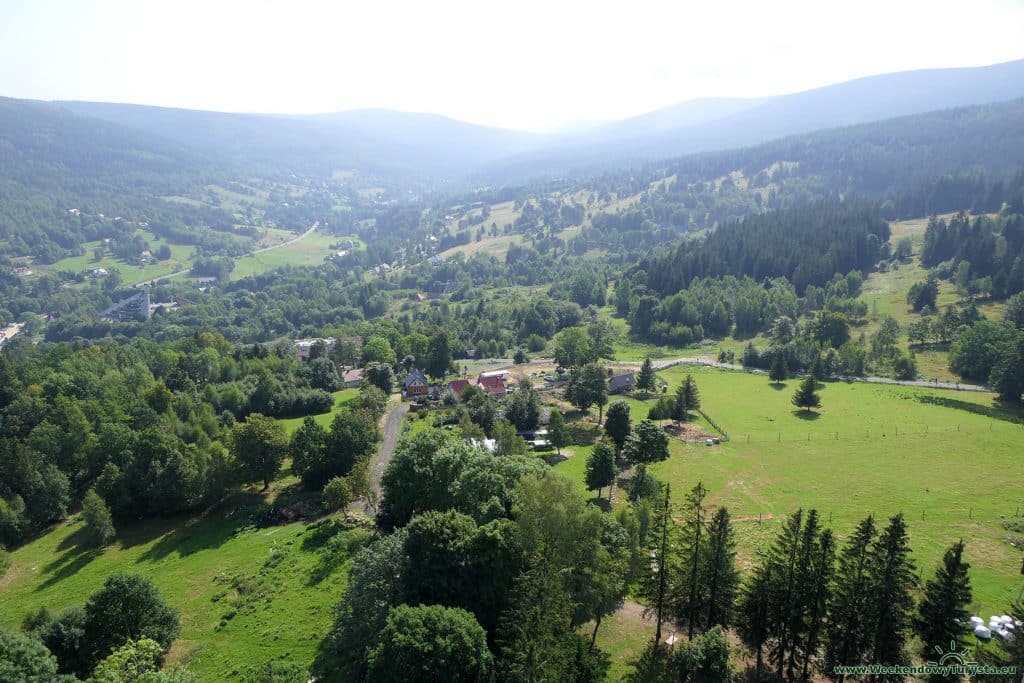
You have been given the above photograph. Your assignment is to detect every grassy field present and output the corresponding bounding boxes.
[554,364,1024,612]
[36,231,197,286]
[857,215,1009,382]
[230,233,354,281]
[277,388,359,435]
[0,488,366,680]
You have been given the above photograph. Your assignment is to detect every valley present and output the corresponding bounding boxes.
[1,42,1024,683]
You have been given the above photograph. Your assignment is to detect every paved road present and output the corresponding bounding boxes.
[470,354,990,393]
[370,401,410,499]
[133,220,319,288]
[649,356,991,392]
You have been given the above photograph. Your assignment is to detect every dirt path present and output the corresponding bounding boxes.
[370,400,409,497]
[133,220,319,288]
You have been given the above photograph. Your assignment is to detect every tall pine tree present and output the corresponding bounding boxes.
[702,506,740,631]
[673,482,708,638]
[824,515,878,681]
[637,358,657,394]
[866,514,917,673]
[914,540,971,682]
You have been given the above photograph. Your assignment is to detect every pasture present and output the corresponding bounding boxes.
[555,364,1024,611]
[0,488,365,680]
[230,232,353,281]
[35,231,197,286]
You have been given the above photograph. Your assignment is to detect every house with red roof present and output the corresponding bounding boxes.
[477,374,506,396]
[448,378,472,399]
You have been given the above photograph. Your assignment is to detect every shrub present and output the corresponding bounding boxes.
[323,477,353,512]
[82,489,115,547]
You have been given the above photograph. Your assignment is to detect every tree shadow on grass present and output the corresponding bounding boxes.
[132,490,267,565]
[792,410,821,421]
[915,394,1024,425]
[37,526,101,592]
[769,382,787,391]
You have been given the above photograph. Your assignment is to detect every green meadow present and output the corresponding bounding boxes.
[230,233,358,281]
[36,231,197,286]
[555,364,1024,612]
[276,388,359,435]
[0,489,366,680]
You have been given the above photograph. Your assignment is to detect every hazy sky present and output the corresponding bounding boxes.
[2,0,1023,130]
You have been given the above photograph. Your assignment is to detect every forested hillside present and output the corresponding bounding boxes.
[0,98,242,263]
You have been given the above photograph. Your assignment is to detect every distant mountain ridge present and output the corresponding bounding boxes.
[478,59,1024,181]
[31,57,1024,185]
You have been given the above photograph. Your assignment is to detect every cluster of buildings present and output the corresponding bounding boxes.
[402,369,509,401]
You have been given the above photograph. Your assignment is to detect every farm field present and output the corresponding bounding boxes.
[230,232,354,281]
[554,364,1024,611]
[0,487,365,680]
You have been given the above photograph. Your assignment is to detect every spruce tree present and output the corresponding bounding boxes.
[824,515,878,680]
[738,565,772,680]
[792,375,821,413]
[604,401,631,454]
[914,540,971,680]
[585,441,617,500]
[651,485,672,649]
[786,509,822,679]
[674,482,708,638]
[637,358,657,394]
[497,556,576,682]
[866,514,917,671]
[769,353,788,383]
[764,509,806,680]
[801,529,835,681]
[702,506,739,630]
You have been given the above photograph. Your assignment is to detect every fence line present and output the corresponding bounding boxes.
[728,421,1016,445]
[696,408,730,441]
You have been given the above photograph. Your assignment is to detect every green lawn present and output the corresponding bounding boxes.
[0,491,367,680]
[277,389,359,435]
[555,364,1024,612]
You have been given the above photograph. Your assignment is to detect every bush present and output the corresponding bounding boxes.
[83,573,180,668]
[37,607,88,677]
[82,489,116,547]
[646,396,675,421]
[323,477,353,511]
[526,334,547,352]
[0,627,74,682]
[893,354,917,380]
[241,660,308,682]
